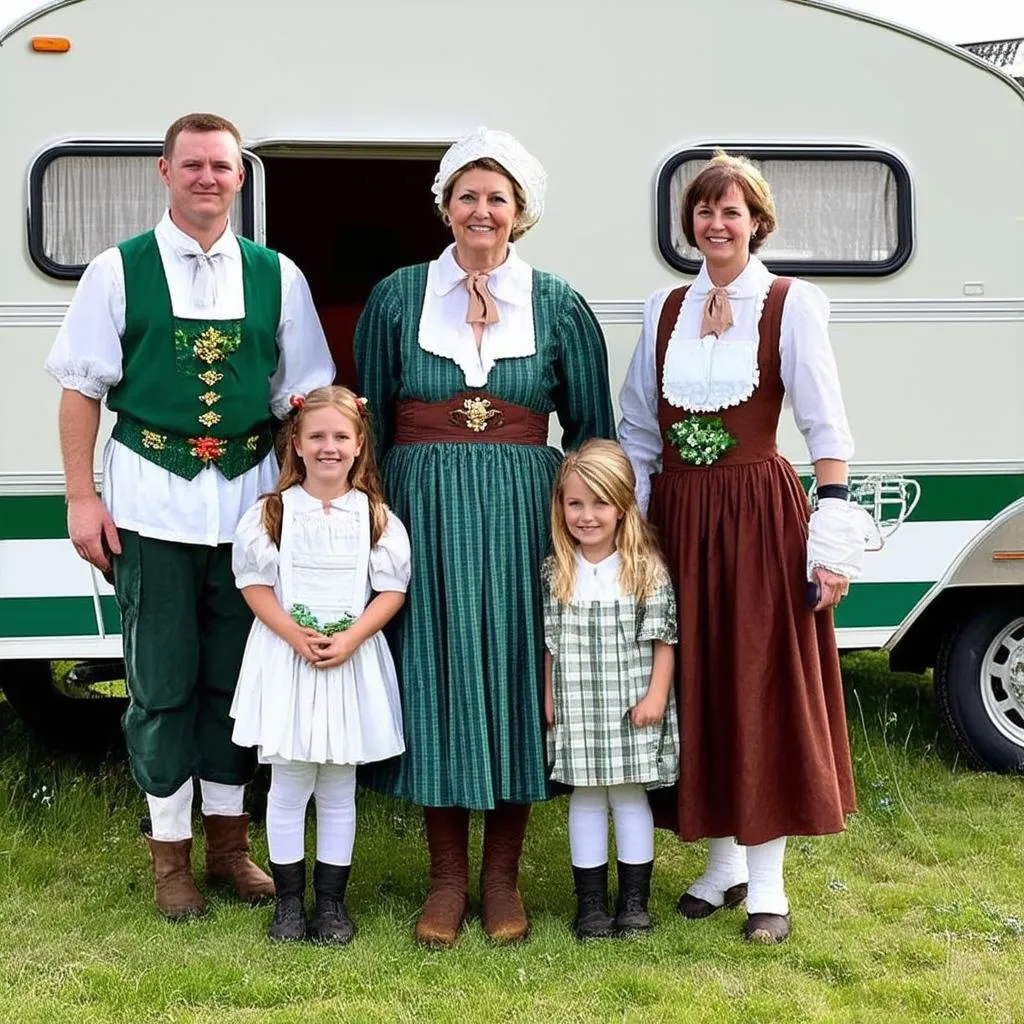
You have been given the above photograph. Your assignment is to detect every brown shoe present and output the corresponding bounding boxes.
[142,827,206,921]
[677,882,748,920]
[743,912,791,944]
[202,813,275,904]
[480,802,530,943]
[415,807,470,947]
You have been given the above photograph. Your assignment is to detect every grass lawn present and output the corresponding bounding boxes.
[1,651,1022,1023]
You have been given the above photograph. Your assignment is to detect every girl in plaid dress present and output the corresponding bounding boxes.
[542,440,679,939]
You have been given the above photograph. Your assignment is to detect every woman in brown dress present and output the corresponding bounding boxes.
[618,152,874,943]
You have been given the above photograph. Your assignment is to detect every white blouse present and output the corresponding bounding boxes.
[417,242,535,387]
[45,212,335,546]
[232,488,412,597]
[618,256,853,514]
[572,549,622,603]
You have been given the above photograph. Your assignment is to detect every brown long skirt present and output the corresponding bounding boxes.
[648,454,857,845]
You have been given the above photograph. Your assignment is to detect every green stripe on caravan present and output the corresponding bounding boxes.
[0,596,120,638]
[1,473,1023,540]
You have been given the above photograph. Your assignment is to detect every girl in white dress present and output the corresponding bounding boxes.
[230,385,410,944]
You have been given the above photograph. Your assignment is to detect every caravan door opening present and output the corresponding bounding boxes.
[259,148,450,389]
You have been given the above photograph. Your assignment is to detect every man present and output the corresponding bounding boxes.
[45,113,335,919]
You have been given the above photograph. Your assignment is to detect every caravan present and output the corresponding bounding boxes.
[1,0,1022,768]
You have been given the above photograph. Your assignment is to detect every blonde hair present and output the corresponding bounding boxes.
[681,149,777,253]
[549,439,665,604]
[261,386,388,547]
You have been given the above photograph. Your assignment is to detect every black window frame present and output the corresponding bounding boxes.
[28,142,257,280]
[656,144,913,278]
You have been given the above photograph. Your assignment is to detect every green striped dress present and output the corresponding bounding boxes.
[354,262,616,808]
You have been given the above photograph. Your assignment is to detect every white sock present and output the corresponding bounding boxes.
[608,783,654,864]
[266,762,317,865]
[568,786,609,868]
[744,836,789,915]
[199,779,245,817]
[313,764,357,866]
[147,779,194,841]
[686,836,749,907]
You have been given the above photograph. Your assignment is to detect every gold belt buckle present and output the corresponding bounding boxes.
[448,397,506,433]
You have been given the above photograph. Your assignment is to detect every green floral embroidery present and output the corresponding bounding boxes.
[666,416,737,466]
[289,603,354,636]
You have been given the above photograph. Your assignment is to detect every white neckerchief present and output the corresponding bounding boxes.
[572,549,621,603]
[662,255,773,412]
[417,242,535,387]
[155,212,240,312]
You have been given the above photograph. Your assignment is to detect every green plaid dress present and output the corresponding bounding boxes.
[542,555,679,789]
[354,262,616,808]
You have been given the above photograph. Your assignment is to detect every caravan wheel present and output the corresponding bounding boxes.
[0,659,127,757]
[934,600,1024,773]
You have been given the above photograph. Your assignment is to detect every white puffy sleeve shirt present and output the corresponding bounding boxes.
[618,257,853,514]
[45,212,335,545]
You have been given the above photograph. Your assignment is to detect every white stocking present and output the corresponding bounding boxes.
[744,836,789,915]
[313,764,357,866]
[199,779,244,817]
[147,779,193,841]
[686,835,749,907]
[568,786,609,868]
[266,762,317,865]
[608,783,654,864]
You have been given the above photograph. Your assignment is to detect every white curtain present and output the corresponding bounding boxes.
[41,155,246,267]
[668,157,898,263]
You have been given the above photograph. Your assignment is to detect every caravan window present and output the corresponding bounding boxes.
[657,147,912,277]
[29,144,253,279]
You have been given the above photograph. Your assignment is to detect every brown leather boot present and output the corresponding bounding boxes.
[142,828,206,921]
[480,802,530,943]
[414,806,470,947]
[202,813,275,903]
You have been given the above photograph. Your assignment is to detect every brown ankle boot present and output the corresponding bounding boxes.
[480,802,530,943]
[143,828,206,921]
[414,807,470,947]
[202,813,275,903]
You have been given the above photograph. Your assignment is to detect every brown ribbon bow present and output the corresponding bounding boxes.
[700,286,734,339]
[464,272,500,327]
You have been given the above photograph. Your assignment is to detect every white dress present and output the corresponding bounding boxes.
[230,484,410,765]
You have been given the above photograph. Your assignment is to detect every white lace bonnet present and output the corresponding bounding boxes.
[431,127,547,233]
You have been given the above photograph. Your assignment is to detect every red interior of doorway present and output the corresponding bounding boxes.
[262,155,450,389]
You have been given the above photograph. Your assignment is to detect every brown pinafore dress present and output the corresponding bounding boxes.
[647,279,857,846]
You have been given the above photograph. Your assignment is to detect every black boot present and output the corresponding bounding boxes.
[307,861,355,945]
[572,864,615,940]
[268,860,306,942]
[615,860,654,933]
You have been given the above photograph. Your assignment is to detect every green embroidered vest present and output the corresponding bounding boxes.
[107,230,281,480]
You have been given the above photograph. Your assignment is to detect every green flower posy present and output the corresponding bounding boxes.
[289,603,354,636]
[666,415,737,466]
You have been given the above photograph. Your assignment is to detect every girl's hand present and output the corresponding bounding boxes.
[544,688,555,729]
[313,631,357,669]
[287,625,328,664]
[812,566,849,612]
[630,693,666,728]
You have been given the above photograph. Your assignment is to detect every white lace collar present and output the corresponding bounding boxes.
[418,243,535,387]
[661,256,773,413]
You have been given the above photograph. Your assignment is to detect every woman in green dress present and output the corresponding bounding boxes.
[355,127,615,946]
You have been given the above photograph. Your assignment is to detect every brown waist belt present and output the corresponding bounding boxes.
[393,392,549,446]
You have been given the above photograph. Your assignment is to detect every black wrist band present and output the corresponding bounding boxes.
[817,484,850,501]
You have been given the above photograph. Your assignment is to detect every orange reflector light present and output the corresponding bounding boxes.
[992,551,1024,561]
[31,36,72,52]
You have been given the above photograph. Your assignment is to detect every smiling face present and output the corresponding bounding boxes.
[292,405,362,494]
[561,470,622,561]
[691,182,759,282]
[158,129,244,237]
[446,167,518,269]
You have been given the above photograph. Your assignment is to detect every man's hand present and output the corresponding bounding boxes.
[67,493,121,572]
